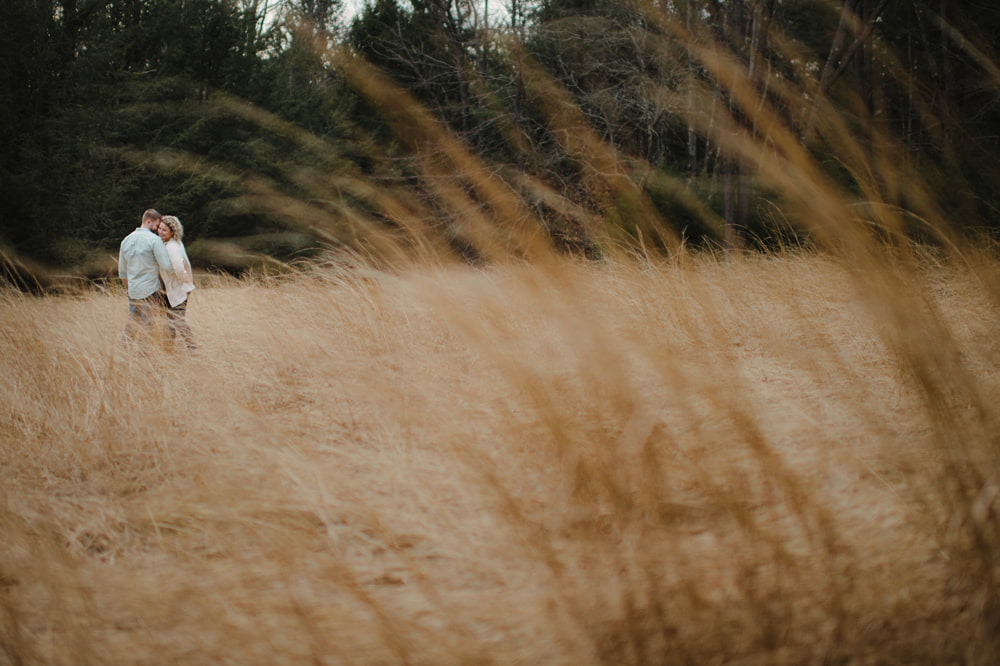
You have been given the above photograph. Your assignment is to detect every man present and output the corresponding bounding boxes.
[118,208,174,346]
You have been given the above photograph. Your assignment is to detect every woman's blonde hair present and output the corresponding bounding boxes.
[161,215,184,241]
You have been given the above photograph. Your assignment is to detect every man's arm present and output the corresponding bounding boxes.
[152,237,174,276]
[118,244,128,292]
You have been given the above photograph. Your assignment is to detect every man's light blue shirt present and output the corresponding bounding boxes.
[118,228,173,299]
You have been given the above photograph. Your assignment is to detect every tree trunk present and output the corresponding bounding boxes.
[685,0,698,180]
[724,0,745,248]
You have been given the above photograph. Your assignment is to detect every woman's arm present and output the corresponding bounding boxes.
[166,241,192,283]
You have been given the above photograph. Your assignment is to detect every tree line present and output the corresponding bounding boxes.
[2,0,999,277]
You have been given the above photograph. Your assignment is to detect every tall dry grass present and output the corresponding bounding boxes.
[4,3,1000,662]
[2,245,999,664]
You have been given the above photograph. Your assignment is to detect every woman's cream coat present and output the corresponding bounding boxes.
[161,238,195,307]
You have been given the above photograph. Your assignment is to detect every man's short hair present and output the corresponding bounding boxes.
[142,209,162,223]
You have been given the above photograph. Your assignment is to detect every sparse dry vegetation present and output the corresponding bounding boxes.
[2,246,999,664]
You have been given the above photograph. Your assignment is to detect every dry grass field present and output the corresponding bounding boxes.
[2,247,999,664]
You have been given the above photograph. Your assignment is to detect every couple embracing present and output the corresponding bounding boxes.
[118,208,196,351]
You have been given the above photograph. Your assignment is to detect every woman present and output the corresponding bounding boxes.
[157,215,197,351]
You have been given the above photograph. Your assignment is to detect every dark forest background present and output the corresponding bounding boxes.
[2,0,999,277]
